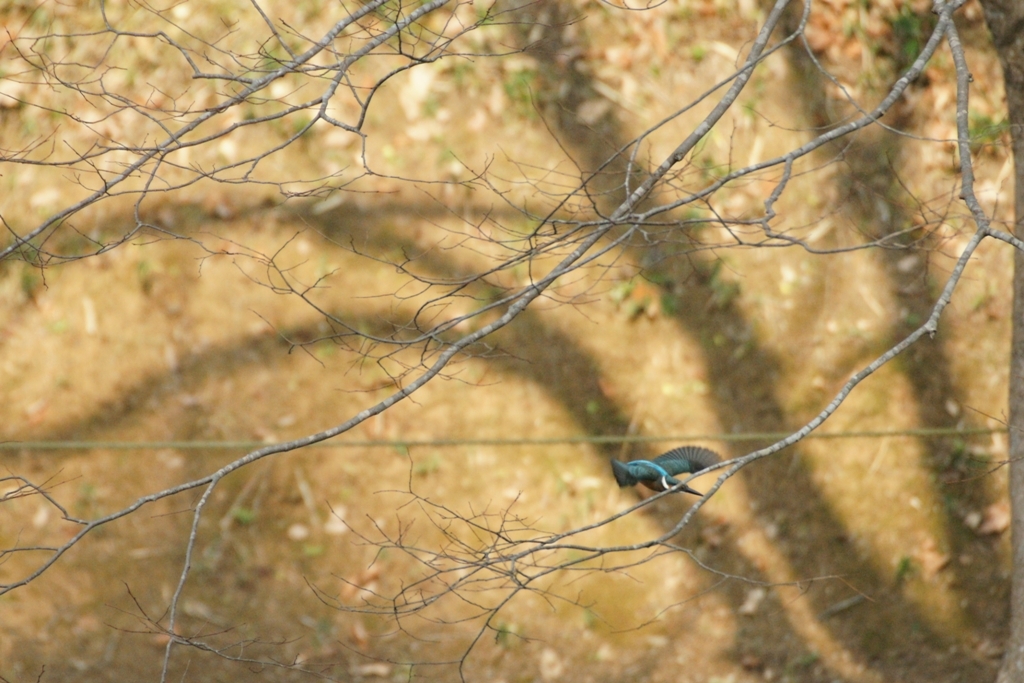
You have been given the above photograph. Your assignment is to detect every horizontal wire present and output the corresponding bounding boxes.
[0,427,1005,451]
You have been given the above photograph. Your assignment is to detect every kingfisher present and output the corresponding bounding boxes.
[611,446,721,496]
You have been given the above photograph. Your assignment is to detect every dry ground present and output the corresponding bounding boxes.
[0,0,1018,682]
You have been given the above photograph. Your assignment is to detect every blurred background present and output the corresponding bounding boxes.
[0,0,1017,681]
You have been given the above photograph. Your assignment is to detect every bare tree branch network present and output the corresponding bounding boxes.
[1,0,1020,681]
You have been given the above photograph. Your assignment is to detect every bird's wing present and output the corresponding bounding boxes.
[626,460,671,480]
[653,446,721,475]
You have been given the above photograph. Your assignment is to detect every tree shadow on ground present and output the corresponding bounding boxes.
[4,180,996,682]
[2,5,1008,682]
[782,5,1008,649]
[499,1,1005,679]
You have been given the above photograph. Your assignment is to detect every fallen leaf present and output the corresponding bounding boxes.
[576,98,611,125]
[597,377,618,399]
[539,648,565,681]
[963,511,982,530]
[342,566,382,601]
[977,502,1010,536]
[738,587,767,616]
[976,638,1004,659]
[646,635,668,648]
[32,504,50,529]
[325,505,349,536]
[25,398,48,424]
[350,662,391,677]
[917,538,950,579]
[350,621,369,649]
[740,653,764,670]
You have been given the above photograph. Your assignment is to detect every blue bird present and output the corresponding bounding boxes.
[611,446,720,496]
